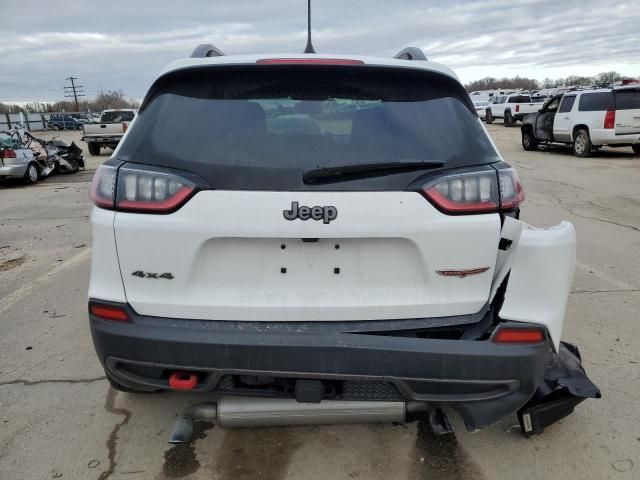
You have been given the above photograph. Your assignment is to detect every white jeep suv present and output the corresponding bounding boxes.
[88,45,592,435]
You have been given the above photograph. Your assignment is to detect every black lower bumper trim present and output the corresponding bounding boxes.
[89,304,552,431]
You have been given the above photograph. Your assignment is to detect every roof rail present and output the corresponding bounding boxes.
[190,44,225,58]
[393,47,427,61]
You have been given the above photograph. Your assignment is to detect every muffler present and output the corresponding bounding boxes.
[169,396,420,443]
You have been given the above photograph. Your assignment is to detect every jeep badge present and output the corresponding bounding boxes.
[283,201,338,224]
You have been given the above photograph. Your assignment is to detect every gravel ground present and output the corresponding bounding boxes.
[0,126,639,479]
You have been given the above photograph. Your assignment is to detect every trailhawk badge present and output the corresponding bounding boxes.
[436,267,490,278]
[283,201,338,224]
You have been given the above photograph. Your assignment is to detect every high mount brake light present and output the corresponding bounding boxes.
[256,58,364,65]
[493,327,545,344]
[90,164,197,213]
[422,169,500,214]
[604,110,615,129]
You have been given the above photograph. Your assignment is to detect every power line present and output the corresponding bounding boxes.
[63,76,85,111]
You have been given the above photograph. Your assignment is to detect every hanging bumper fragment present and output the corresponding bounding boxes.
[518,342,601,437]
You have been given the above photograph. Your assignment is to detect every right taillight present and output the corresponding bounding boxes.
[90,164,197,214]
[422,167,524,214]
[604,110,615,129]
[497,167,525,211]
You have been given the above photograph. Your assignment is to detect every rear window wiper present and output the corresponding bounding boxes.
[303,160,445,184]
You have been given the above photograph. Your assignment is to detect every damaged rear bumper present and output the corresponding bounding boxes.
[90,304,555,432]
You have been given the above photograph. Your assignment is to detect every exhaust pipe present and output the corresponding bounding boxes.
[169,403,218,444]
[218,396,407,428]
[169,396,423,443]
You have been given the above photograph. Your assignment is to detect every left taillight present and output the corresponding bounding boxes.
[90,164,198,214]
[603,110,615,129]
[90,165,117,209]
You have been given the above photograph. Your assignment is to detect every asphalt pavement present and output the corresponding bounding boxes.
[0,125,639,479]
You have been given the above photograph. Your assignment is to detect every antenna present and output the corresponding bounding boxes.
[303,0,315,54]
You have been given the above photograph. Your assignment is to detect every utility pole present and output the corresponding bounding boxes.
[64,76,85,111]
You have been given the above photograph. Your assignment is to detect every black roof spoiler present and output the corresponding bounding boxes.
[190,44,225,58]
[393,47,427,61]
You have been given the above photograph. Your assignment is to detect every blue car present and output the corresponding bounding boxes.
[47,114,82,130]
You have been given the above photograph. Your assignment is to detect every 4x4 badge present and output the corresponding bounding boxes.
[283,201,338,224]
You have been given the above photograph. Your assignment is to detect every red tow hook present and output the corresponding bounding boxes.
[169,371,198,390]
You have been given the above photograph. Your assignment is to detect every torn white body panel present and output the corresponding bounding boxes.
[490,216,524,301]
[499,221,576,351]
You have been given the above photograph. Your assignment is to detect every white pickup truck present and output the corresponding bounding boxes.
[485,94,540,126]
[81,109,136,155]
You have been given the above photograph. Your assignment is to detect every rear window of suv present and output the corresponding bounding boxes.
[578,92,614,111]
[615,89,640,110]
[118,66,499,190]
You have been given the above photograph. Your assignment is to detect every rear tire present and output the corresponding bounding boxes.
[52,124,60,131]
[23,162,39,185]
[88,143,100,156]
[522,130,539,151]
[632,145,640,155]
[485,110,493,124]
[504,110,515,127]
[572,129,593,157]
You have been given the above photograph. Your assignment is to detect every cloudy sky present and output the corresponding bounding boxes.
[1,0,639,102]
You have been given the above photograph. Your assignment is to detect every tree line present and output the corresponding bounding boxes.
[464,71,630,92]
[0,90,140,114]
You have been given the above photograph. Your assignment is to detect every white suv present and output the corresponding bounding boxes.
[521,86,640,157]
[88,45,594,435]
